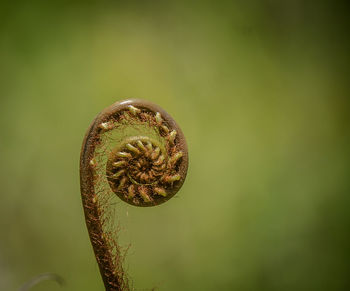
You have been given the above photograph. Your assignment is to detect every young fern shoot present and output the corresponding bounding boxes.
[80,99,188,290]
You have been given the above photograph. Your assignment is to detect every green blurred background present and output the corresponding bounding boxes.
[1,1,349,290]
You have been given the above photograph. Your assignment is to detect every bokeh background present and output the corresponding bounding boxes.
[1,1,349,290]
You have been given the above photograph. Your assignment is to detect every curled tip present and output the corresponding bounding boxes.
[103,101,188,207]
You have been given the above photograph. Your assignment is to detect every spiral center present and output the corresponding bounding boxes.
[106,136,167,188]
[128,156,160,184]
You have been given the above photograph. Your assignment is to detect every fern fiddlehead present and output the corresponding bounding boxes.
[80,99,188,290]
